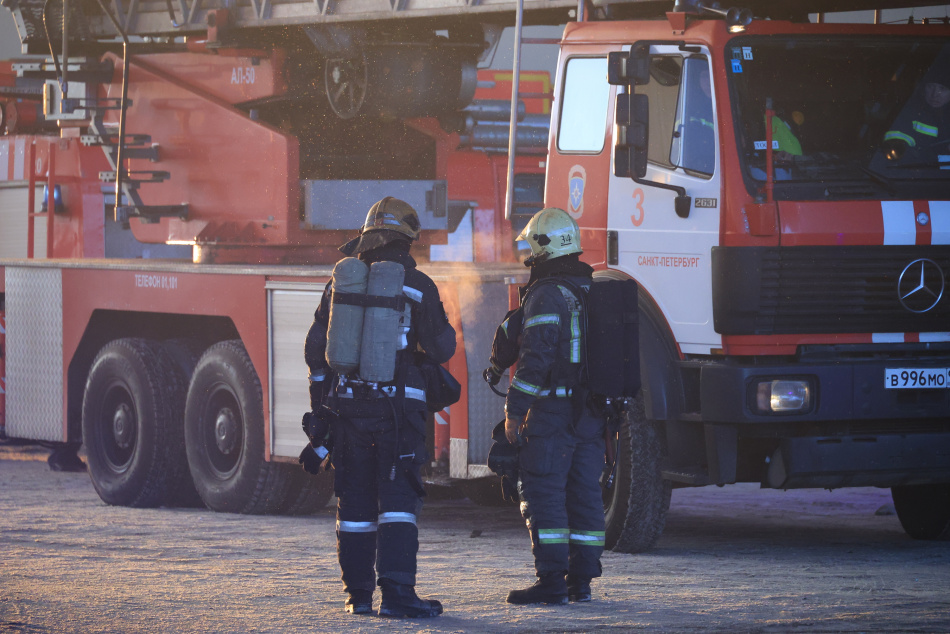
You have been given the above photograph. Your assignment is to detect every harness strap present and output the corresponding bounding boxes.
[335,385,426,402]
[332,292,406,311]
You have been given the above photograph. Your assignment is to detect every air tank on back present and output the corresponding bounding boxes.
[359,261,406,383]
[326,257,370,375]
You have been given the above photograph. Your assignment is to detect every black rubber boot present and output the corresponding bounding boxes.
[344,590,374,615]
[506,572,568,605]
[47,444,86,472]
[378,581,443,618]
[567,575,592,602]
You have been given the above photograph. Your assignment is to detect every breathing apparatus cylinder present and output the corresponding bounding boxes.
[326,257,370,375]
[359,261,406,383]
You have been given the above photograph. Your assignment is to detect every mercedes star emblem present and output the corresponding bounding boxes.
[898,258,945,314]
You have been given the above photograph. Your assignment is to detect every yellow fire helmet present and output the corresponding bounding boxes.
[516,207,582,266]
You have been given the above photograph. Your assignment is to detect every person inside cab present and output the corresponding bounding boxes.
[883,63,950,164]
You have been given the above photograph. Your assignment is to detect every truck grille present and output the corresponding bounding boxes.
[712,246,950,335]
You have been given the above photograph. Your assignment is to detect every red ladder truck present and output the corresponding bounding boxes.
[0,8,549,513]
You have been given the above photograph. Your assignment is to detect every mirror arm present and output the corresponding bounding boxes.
[632,175,692,218]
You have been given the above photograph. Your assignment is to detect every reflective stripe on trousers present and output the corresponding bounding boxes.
[569,530,606,547]
[379,511,417,525]
[337,520,377,533]
[538,528,570,544]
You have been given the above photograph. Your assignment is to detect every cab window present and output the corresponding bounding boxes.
[636,54,715,178]
[636,56,681,168]
[557,57,610,153]
[673,56,715,176]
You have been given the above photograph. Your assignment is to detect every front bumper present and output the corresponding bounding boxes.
[689,353,950,488]
[700,357,950,424]
[766,433,950,489]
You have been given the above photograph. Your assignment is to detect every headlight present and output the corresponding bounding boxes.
[753,379,813,414]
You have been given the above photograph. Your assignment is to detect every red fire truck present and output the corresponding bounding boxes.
[0,21,548,506]
[2,0,950,549]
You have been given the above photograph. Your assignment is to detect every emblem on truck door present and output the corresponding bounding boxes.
[898,258,945,313]
[568,165,586,219]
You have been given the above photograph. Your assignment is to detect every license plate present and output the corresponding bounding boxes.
[885,368,950,389]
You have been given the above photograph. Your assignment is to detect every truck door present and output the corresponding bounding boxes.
[607,47,722,355]
[547,53,613,261]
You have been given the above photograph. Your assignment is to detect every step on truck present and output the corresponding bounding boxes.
[2,0,950,547]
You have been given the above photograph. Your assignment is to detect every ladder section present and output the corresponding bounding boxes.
[83,120,190,225]
[8,0,950,46]
[55,0,582,39]
[14,56,188,225]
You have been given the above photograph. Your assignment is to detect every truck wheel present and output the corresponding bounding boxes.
[276,466,335,515]
[163,337,203,380]
[891,484,950,540]
[159,339,204,508]
[82,338,187,508]
[603,395,671,553]
[184,340,290,514]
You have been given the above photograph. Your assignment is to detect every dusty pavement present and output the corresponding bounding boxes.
[1,445,949,634]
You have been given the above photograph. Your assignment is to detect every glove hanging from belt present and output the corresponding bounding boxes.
[487,419,520,503]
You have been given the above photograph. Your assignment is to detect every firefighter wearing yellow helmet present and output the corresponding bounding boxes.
[494,207,607,605]
[517,206,583,266]
[304,197,456,618]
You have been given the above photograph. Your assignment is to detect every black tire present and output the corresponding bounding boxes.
[160,339,205,509]
[603,395,671,553]
[82,338,189,508]
[163,337,204,380]
[276,465,335,515]
[891,484,950,540]
[460,477,518,507]
[184,340,290,514]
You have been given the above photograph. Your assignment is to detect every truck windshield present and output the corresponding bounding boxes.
[728,36,950,201]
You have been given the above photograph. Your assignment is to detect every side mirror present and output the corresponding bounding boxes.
[614,92,649,179]
[607,49,651,86]
[610,40,691,216]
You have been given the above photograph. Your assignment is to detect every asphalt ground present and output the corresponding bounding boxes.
[1,445,949,633]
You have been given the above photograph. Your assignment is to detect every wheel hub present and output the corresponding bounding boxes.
[112,403,133,449]
[214,407,239,455]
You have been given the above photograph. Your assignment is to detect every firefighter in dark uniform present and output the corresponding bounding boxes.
[884,60,950,163]
[302,197,457,617]
[500,207,607,605]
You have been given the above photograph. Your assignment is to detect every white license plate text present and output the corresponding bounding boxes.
[885,368,950,389]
